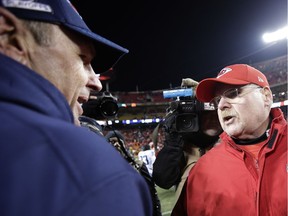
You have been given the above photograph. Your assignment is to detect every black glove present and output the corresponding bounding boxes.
[153,112,185,189]
[164,131,184,148]
[162,111,178,134]
[162,111,184,148]
[153,136,185,189]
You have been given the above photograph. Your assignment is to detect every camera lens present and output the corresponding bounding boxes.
[100,99,119,117]
[82,92,118,120]
[175,113,199,133]
[177,116,192,130]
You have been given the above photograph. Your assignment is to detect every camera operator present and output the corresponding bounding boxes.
[79,92,162,216]
[152,78,222,211]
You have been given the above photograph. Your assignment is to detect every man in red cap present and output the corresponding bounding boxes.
[173,64,287,216]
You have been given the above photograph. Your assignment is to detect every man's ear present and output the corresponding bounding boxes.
[0,7,27,64]
[262,86,273,106]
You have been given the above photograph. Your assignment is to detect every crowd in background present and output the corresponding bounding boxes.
[103,126,165,158]
[112,54,287,104]
[98,54,288,159]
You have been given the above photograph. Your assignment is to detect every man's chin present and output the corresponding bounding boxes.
[74,118,81,126]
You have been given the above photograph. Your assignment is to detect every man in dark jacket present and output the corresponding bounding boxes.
[0,1,152,215]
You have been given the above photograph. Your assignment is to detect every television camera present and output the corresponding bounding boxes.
[163,87,215,134]
[82,91,119,120]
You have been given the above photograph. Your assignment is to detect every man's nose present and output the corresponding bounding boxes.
[217,97,231,110]
[87,72,102,92]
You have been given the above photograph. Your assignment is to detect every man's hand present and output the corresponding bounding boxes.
[181,78,199,88]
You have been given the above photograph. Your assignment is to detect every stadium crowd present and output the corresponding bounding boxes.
[99,54,287,159]
[113,55,287,104]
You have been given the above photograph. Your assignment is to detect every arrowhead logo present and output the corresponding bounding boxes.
[217,67,232,78]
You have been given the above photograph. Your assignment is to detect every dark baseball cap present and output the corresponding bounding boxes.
[0,0,128,73]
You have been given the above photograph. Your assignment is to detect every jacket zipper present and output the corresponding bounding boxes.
[254,159,259,171]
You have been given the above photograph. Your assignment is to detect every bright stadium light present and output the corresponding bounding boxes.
[262,26,288,43]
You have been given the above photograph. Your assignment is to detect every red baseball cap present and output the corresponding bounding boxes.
[195,64,269,102]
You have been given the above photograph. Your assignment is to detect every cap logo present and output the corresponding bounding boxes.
[217,67,232,78]
[258,76,264,83]
[2,0,52,13]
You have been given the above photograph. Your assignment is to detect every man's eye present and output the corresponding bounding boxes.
[225,89,238,99]
[79,54,91,65]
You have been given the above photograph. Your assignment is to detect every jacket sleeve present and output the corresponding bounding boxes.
[153,133,185,189]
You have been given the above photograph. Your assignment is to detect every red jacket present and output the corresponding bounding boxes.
[184,108,287,216]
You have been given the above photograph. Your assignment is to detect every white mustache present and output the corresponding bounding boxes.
[220,110,236,120]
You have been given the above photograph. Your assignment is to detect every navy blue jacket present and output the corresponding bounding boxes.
[0,54,152,216]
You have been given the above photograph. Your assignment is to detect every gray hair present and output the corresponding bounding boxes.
[22,20,53,46]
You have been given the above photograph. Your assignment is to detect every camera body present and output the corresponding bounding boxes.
[82,91,119,120]
[163,88,214,134]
